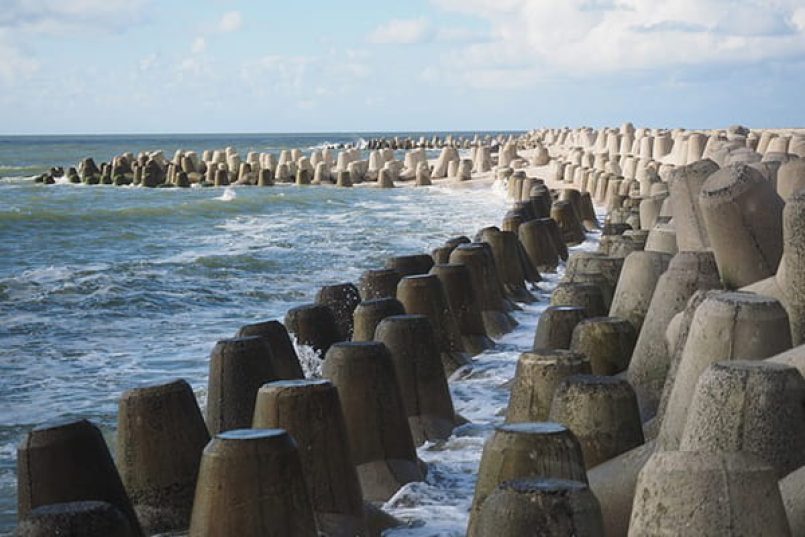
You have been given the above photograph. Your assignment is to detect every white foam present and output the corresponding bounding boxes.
[216,187,237,201]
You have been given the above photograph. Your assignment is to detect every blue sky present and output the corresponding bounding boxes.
[1,0,804,134]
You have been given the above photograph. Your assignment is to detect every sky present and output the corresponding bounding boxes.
[1,0,804,134]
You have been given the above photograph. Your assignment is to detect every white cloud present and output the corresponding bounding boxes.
[219,11,242,33]
[429,0,805,82]
[367,18,431,44]
[793,8,805,32]
[0,0,150,34]
[191,36,207,54]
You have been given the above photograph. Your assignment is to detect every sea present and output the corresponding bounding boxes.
[0,132,596,535]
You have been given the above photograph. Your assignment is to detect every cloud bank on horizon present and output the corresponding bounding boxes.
[0,0,803,134]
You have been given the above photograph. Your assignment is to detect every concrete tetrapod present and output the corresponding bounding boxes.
[549,375,644,468]
[777,158,805,200]
[551,200,587,246]
[644,221,678,256]
[351,298,406,342]
[666,159,719,251]
[699,163,784,288]
[396,274,470,374]
[656,291,792,451]
[429,263,494,355]
[647,290,723,438]
[206,336,278,435]
[357,268,402,300]
[780,462,805,536]
[518,218,560,272]
[570,317,636,375]
[474,478,605,537]
[506,350,591,423]
[480,227,536,303]
[283,303,341,355]
[533,306,588,350]
[322,342,424,501]
[627,451,791,537]
[679,360,805,478]
[608,251,671,333]
[550,283,608,318]
[780,191,805,345]
[189,429,317,537]
[116,379,210,534]
[565,252,624,297]
[587,440,655,537]
[374,315,459,443]
[431,246,453,264]
[17,419,144,536]
[252,380,369,537]
[384,254,435,277]
[626,251,721,420]
[449,243,517,337]
[545,218,570,261]
[561,271,615,309]
[16,501,135,537]
[467,422,588,537]
[315,283,362,341]
[236,320,305,379]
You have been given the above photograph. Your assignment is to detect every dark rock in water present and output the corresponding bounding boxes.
[50,167,64,178]
[43,174,55,185]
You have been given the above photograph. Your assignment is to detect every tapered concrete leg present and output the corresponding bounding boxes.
[206,336,278,435]
[570,317,636,375]
[396,274,470,375]
[608,251,671,333]
[628,451,790,536]
[474,478,605,537]
[549,375,644,468]
[189,429,317,536]
[351,298,405,342]
[627,251,721,420]
[236,320,305,379]
[533,306,587,350]
[375,315,459,443]
[253,380,368,537]
[117,379,210,534]
[506,350,590,423]
[467,422,587,536]
[679,360,805,478]
[17,419,144,536]
[429,263,494,355]
[656,291,792,451]
[322,342,424,501]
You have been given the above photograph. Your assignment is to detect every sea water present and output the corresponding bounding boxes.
[0,132,597,535]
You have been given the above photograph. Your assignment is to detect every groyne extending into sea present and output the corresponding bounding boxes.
[9,124,805,536]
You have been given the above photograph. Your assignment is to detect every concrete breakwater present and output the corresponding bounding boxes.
[15,123,805,536]
[31,132,511,188]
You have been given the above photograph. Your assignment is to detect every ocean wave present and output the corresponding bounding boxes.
[215,187,237,201]
[0,193,302,223]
